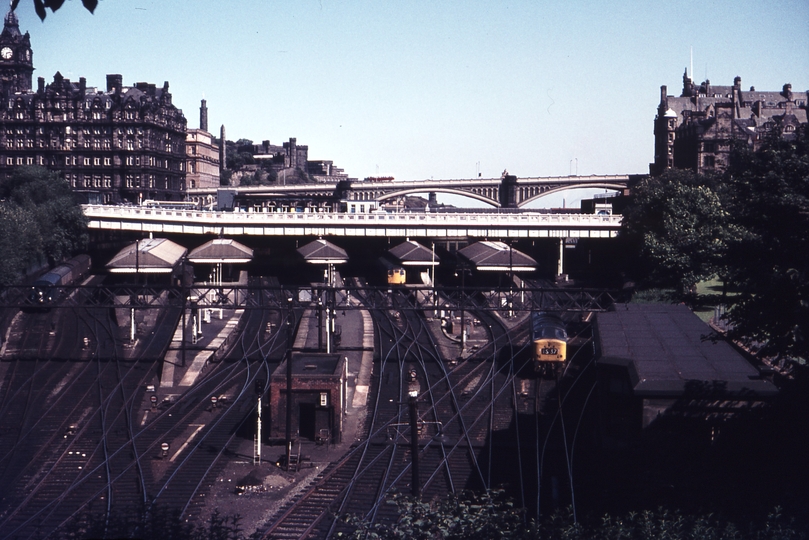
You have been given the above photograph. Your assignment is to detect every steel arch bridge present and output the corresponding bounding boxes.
[188,174,638,209]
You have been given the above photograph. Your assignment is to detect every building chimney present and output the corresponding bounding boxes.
[200,99,208,132]
[79,77,86,94]
[106,74,122,93]
[37,76,44,93]
[220,125,226,171]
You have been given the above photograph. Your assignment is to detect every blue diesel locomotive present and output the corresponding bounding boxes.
[27,254,92,308]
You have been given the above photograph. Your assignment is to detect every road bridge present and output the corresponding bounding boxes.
[186,174,637,209]
[83,204,622,240]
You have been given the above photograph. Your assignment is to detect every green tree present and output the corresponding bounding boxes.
[721,127,809,361]
[339,492,805,540]
[11,0,97,21]
[0,166,88,284]
[621,169,734,294]
[339,490,530,539]
[622,125,809,363]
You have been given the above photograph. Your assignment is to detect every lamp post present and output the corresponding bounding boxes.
[408,390,420,496]
[285,297,294,470]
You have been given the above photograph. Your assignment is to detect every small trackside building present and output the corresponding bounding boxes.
[268,353,347,444]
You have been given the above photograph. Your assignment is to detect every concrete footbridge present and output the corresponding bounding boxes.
[83,204,622,240]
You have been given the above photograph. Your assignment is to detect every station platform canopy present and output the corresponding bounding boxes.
[106,238,187,274]
[297,239,348,265]
[187,238,253,264]
[458,241,536,272]
[597,304,778,398]
[388,240,440,266]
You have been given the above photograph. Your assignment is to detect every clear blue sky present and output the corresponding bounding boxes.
[12,0,809,191]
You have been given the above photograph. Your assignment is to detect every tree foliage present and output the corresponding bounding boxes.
[622,169,734,293]
[622,125,809,362]
[339,491,805,540]
[721,129,809,361]
[0,166,88,285]
[339,490,529,539]
[11,0,97,21]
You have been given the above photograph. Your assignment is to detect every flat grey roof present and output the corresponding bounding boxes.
[596,304,777,398]
[274,353,343,376]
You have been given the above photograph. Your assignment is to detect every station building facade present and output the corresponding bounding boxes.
[652,71,808,175]
[0,9,188,204]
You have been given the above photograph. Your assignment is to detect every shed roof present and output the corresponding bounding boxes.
[388,240,439,266]
[272,353,344,377]
[596,304,777,398]
[188,238,253,264]
[297,239,348,265]
[106,238,187,273]
[458,241,536,272]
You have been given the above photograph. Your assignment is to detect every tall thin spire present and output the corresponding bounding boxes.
[3,4,21,38]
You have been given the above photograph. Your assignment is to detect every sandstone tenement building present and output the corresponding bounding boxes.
[186,99,220,191]
[652,71,808,175]
[0,8,187,204]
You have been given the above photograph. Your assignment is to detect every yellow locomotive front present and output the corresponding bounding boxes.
[533,338,567,363]
[531,312,568,375]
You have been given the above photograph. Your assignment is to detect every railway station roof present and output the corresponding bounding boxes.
[596,304,777,398]
[297,239,348,265]
[187,238,253,264]
[458,241,536,272]
[106,238,187,273]
[388,240,439,266]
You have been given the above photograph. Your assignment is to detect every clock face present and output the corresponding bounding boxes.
[0,47,12,60]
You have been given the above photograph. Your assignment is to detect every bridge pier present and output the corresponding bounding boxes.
[499,174,518,208]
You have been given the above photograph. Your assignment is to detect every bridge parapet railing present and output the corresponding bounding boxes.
[82,205,623,227]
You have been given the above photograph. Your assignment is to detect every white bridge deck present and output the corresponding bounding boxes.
[83,205,622,239]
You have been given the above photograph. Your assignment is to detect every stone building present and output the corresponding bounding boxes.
[237,137,348,183]
[185,99,220,191]
[0,8,187,203]
[652,71,808,175]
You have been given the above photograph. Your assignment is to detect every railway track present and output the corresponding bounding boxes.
[259,283,536,539]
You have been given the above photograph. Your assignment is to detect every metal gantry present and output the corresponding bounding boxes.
[0,284,623,312]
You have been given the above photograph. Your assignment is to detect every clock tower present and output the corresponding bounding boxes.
[0,8,33,93]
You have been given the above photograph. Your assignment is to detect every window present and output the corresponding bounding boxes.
[93,157,100,166]
[104,157,111,166]
[5,157,12,165]
[26,157,33,165]
[320,392,328,407]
